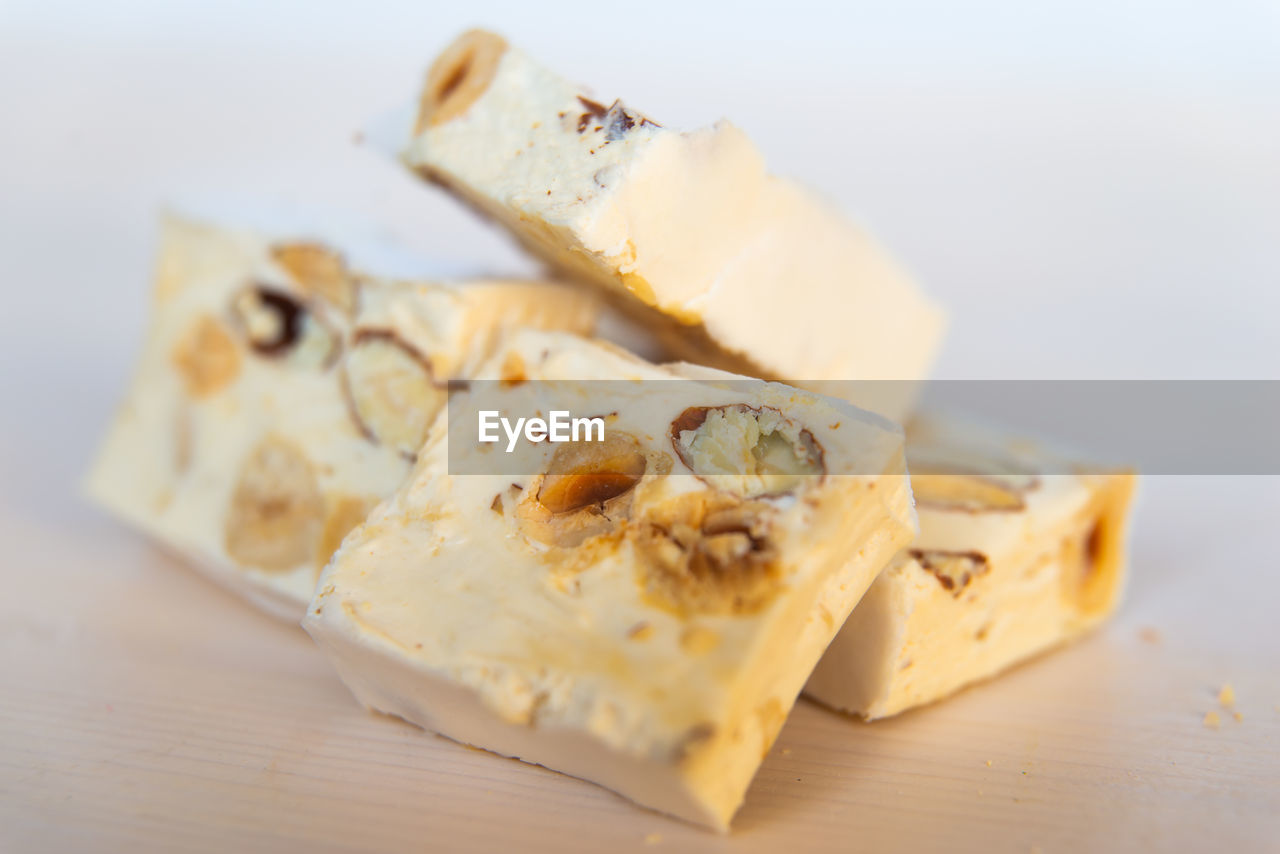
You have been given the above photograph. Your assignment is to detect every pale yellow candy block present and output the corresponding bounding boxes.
[86,213,602,619]
[806,415,1138,719]
[303,330,917,829]
[400,30,945,420]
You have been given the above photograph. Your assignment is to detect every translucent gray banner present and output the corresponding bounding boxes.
[443,380,1280,476]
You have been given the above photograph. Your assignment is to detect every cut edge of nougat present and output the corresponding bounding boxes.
[806,465,1138,720]
[303,465,915,831]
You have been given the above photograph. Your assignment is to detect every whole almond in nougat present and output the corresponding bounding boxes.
[401,30,946,421]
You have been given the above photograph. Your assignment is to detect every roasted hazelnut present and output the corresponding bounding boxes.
[417,30,508,130]
[224,436,324,572]
[671,404,824,498]
[519,433,648,548]
[231,285,339,368]
[634,491,781,616]
[910,473,1025,513]
[342,330,444,460]
[1061,474,1134,615]
[270,243,356,315]
[537,434,648,514]
[171,314,241,397]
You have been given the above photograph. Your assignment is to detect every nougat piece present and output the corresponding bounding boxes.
[399,30,945,420]
[86,213,602,620]
[805,415,1138,719]
[303,330,916,830]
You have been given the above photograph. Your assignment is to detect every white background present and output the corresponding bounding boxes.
[3,0,1277,381]
[0,2,1277,849]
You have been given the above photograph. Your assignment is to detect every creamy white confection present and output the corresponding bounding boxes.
[805,415,1138,719]
[303,330,917,830]
[86,213,602,620]
[399,30,945,420]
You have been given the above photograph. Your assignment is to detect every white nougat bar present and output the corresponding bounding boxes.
[805,415,1138,719]
[399,30,945,420]
[86,213,602,619]
[303,329,917,829]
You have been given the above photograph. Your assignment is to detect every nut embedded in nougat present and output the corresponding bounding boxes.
[806,414,1138,722]
[270,242,357,315]
[342,330,444,459]
[634,491,781,617]
[316,494,379,574]
[171,315,241,397]
[910,473,1026,513]
[518,432,651,548]
[417,29,508,130]
[224,436,325,572]
[1061,475,1136,616]
[671,404,825,498]
[231,285,340,369]
[910,549,990,596]
[537,433,647,514]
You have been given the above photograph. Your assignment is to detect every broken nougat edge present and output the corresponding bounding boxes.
[84,212,605,620]
[303,330,917,829]
[804,415,1138,719]
[400,30,945,421]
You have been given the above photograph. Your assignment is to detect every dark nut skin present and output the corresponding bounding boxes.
[910,473,1028,513]
[576,96,608,133]
[416,30,509,130]
[909,549,990,595]
[243,287,304,355]
[575,96,660,139]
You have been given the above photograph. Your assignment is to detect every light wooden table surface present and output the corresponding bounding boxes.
[2,402,1277,853]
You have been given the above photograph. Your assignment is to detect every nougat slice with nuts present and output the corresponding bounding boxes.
[303,330,916,830]
[805,415,1138,720]
[86,212,602,620]
[398,30,945,420]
